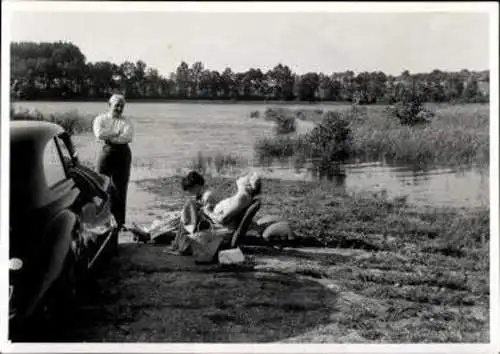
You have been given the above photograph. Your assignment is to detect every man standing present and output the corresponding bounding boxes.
[93,94,134,232]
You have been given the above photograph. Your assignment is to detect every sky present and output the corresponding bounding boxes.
[8,6,491,77]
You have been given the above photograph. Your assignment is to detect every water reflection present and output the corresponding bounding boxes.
[309,163,347,187]
[256,157,489,208]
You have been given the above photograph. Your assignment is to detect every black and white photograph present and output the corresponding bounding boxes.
[1,1,498,351]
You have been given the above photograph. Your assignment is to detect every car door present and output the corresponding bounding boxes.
[10,136,80,321]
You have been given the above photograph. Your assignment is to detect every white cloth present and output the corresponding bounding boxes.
[206,193,251,226]
[93,112,134,144]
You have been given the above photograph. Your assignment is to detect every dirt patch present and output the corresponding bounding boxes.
[58,244,350,343]
[46,242,488,343]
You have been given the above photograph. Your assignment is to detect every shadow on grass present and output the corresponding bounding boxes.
[38,243,340,343]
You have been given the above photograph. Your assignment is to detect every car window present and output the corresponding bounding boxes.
[43,138,67,188]
[55,136,73,166]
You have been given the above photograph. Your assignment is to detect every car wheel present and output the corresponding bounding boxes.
[44,250,78,321]
[20,251,78,342]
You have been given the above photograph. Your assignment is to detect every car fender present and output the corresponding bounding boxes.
[23,210,77,318]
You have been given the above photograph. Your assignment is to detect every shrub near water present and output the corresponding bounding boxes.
[389,94,435,126]
[11,107,93,134]
[304,111,353,162]
[255,104,489,168]
[264,108,297,135]
[255,109,354,170]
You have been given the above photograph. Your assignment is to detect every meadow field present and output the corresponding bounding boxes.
[10,101,490,342]
[13,101,489,169]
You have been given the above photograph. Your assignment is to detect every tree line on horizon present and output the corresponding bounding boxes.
[11,41,490,103]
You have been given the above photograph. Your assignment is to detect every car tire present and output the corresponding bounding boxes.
[18,251,78,342]
[43,250,78,322]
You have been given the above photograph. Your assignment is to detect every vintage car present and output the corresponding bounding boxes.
[9,120,119,340]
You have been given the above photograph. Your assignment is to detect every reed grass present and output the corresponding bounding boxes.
[255,104,489,168]
[351,104,489,167]
[11,107,93,134]
[187,151,242,176]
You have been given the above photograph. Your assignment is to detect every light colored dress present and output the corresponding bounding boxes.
[176,189,257,262]
[205,192,253,229]
[143,188,253,262]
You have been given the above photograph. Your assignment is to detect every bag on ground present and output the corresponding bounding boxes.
[189,230,225,263]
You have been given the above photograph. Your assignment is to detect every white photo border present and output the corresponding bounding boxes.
[1,1,498,353]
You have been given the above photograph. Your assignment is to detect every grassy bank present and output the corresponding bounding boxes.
[135,175,489,342]
[254,104,489,168]
[139,175,489,259]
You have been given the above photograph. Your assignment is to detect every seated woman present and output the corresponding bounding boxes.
[128,171,262,255]
[205,171,261,229]
[172,170,262,258]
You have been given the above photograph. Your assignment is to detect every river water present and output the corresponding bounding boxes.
[13,101,489,208]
